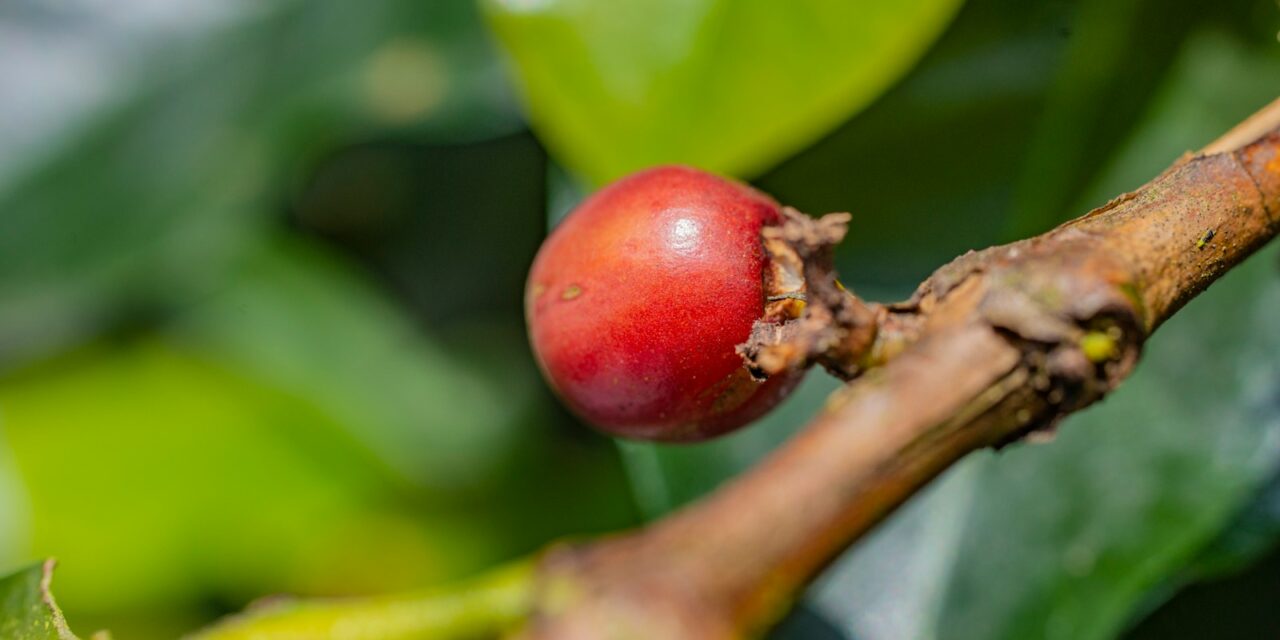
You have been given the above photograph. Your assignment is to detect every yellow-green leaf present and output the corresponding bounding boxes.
[484,0,963,184]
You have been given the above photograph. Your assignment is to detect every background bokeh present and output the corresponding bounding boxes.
[1,0,1279,638]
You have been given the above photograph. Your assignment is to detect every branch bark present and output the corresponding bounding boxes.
[516,98,1280,640]
[196,98,1280,640]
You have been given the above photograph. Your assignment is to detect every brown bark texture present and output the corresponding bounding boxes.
[516,98,1280,640]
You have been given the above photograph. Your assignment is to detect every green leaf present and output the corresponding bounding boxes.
[483,0,963,184]
[0,341,501,629]
[0,560,80,640]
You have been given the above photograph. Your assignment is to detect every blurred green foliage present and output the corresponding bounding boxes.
[483,0,963,184]
[0,0,521,370]
[1,0,1280,638]
[0,1,632,637]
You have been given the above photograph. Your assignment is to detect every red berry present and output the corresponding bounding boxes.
[525,165,803,441]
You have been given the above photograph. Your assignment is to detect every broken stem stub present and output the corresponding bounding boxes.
[740,207,880,381]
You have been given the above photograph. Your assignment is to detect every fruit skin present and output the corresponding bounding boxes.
[525,165,803,441]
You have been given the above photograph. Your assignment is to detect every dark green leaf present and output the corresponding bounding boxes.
[289,132,549,328]
[759,0,1075,293]
[1007,0,1241,237]
[1181,471,1280,579]
[170,238,533,493]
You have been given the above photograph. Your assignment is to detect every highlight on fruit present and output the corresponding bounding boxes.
[524,165,810,442]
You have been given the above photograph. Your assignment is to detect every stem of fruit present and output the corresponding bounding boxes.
[196,97,1280,640]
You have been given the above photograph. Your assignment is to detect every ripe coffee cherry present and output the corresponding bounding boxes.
[525,165,803,441]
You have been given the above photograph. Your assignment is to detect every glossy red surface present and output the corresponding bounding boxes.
[525,165,802,441]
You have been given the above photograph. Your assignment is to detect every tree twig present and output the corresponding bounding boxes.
[198,98,1280,640]
[515,98,1280,639]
